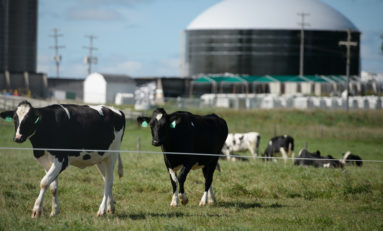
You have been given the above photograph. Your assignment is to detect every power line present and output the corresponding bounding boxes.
[297,12,310,77]
[339,30,358,111]
[83,35,98,75]
[49,28,65,78]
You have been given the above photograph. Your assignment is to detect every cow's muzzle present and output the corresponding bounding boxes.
[152,140,161,146]
[14,136,26,143]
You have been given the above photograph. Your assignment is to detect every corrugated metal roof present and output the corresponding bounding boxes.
[102,74,135,83]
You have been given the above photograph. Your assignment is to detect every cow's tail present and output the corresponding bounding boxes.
[117,110,125,178]
[255,134,261,157]
[118,153,123,178]
[216,161,221,172]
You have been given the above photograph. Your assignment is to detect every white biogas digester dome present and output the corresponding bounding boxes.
[185,0,360,77]
[187,0,358,31]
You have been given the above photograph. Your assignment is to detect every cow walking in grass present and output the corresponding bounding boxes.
[137,108,228,207]
[263,135,295,163]
[222,132,260,161]
[0,101,125,217]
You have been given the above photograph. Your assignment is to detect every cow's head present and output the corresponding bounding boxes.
[0,101,40,143]
[137,108,176,147]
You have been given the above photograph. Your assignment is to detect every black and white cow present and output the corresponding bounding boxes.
[294,149,344,168]
[263,135,295,163]
[137,108,228,207]
[0,101,125,217]
[222,132,260,161]
[341,151,363,167]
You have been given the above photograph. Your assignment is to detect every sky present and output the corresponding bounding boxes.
[37,0,383,78]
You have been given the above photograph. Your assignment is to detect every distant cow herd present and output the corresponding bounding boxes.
[0,101,363,217]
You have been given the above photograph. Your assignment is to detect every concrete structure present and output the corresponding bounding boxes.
[0,72,47,98]
[48,78,84,100]
[83,73,136,104]
[200,94,382,110]
[185,0,360,77]
[134,77,192,98]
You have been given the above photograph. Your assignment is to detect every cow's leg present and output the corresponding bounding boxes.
[178,166,192,206]
[168,169,179,207]
[49,179,60,216]
[255,137,260,159]
[280,147,288,164]
[288,142,295,163]
[200,161,216,206]
[207,186,216,204]
[96,155,117,216]
[247,142,256,161]
[222,148,231,161]
[291,151,295,163]
[32,157,64,218]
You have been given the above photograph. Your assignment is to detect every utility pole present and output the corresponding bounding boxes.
[49,28,65,78]
[179,30,185,78]
[83,35,98,75]
[339,30,357,111]
[297,12,310,77]
[381,35,383,54]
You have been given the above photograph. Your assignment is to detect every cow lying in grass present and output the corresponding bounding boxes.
[0,101,125,217]
[294,149,344,168]
[222,132,260,161]
[137,108,228,207]
[341,151,363,167]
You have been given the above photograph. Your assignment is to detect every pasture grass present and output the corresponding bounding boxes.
[0,108,382,230]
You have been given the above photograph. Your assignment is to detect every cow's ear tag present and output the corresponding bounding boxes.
[141,121,148,128]
[5,117,12,122]
[34,117,40,124]
[170,120,176,128]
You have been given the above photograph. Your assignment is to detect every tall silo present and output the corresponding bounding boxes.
[185,0,360,77]
[0,0,38,73]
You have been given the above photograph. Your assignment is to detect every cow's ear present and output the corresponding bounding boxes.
[0,111,14,121]
[137,116,150,128]
[170,120,176,128]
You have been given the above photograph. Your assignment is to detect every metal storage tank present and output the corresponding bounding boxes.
[185,0,360,76]
[0,0,38,73]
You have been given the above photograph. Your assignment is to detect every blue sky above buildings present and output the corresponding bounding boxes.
[37,0,383,78]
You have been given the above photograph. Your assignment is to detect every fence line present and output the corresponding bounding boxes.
[0,146,382,163]
[0,95,141,119]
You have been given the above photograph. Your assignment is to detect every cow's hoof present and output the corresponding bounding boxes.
[50,210,59,217]
[31,209,41,218]
[179,193,189,206]
[107,208,115,214]
[208,200,215,205]
[97,211,106,217]
[199,201,206,206]
[170,201,178,207]
[180,197,188,205]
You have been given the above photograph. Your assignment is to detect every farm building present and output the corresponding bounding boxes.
[185,0,360,77]
[83,72,136,104]
[190,75,361,96]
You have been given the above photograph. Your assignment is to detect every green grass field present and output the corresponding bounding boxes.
[0,108,382,230]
